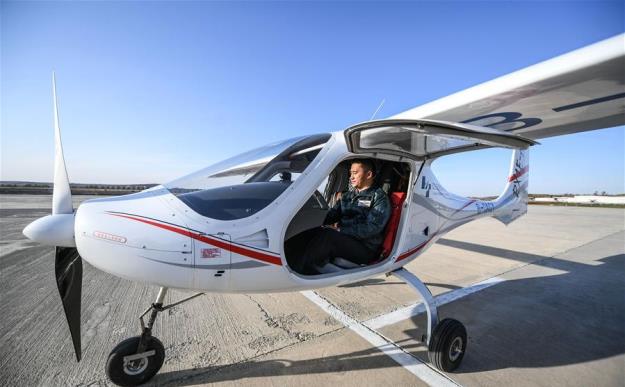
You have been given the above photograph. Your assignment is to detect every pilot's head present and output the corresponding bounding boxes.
[350,159,375,190]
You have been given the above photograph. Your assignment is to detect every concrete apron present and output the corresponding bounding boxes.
[1,198,624,386]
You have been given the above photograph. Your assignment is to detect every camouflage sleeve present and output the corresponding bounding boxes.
[341,191,391,239]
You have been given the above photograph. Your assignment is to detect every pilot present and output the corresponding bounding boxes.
[290,159,391,274]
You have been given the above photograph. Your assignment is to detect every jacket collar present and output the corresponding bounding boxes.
[354,186,375,195]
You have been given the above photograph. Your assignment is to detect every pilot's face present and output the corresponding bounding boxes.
[350,163,373,190]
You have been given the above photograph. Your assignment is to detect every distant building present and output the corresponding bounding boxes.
[533,196,625,205]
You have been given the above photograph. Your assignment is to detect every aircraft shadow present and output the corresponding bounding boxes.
[153,250,624,384]
[153,342,427,386]
[339,278,461,290]
[437,237,588,268]
[339,278,404,287]
[403,252,625,373]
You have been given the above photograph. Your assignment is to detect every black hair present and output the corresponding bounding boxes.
[351,159,376,176]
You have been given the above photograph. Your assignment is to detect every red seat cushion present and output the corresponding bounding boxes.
[380,192,406,258]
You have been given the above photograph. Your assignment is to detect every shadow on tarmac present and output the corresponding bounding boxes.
[438,238,589,268]
[339,278,404,287]
[153,342,428,386]
[153,248,624,384]
[404,252,625,373]
[339,277,462,290]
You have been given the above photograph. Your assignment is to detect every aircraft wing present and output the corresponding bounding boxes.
[391,34,625,139]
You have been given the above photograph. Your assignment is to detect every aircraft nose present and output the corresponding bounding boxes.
[73,187,181,252]
[74,199,107,239]
[23,213,76,247]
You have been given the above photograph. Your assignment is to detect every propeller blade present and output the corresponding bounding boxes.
[52,72,73,215]
[55,247,83,361]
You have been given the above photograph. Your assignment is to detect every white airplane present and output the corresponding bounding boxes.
[23,34,624,386]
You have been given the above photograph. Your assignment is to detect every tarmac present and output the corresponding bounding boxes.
[1,194,624,387]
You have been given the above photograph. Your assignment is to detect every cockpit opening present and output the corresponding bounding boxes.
[284,157,412,276]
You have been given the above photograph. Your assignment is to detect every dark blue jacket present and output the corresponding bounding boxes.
[324,186,391,252]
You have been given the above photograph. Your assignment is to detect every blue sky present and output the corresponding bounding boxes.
[2,1,623,196]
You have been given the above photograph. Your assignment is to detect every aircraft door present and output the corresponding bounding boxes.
[345,119,536,160]
[193,233,231,291]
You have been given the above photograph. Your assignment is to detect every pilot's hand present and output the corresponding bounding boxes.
[330,191,343,207]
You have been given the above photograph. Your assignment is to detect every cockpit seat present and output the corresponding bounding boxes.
[380,191,407,258]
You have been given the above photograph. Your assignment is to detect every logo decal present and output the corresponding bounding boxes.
[476,202,495,214]
[510,151,528,198]
[421,176,432,198]
[93,231,127,244]
[202,248,221,258]
[462,112,542,131]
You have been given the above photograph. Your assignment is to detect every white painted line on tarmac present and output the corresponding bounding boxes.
[364,276,506,330]
[301,290,460,387]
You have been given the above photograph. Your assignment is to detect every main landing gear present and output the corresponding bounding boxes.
[391,268,467,372]
[106,288,204,386]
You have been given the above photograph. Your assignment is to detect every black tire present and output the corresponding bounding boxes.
[106,336,165,386]
[428,318,467,372]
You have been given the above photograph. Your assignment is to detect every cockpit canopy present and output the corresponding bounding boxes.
[165,134,331,220]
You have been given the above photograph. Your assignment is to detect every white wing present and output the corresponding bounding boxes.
[392,34,625,139]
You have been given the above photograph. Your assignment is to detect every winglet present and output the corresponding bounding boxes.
[52,72,74,215]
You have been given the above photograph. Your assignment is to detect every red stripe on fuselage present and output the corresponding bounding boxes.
[109,213,282,266]
[508,166,528,182]
[396,234,436,262]
[458,199,476,211]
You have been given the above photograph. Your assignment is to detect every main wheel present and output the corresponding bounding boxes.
[106,336,165,386]
[428,318,467,372]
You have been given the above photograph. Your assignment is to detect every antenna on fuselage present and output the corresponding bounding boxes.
[370,98,386,121]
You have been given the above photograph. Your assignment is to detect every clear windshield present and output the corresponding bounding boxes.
[165,136,307,193]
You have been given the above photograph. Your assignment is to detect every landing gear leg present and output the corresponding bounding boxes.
[105,287,205,386]
[390,268,467,372]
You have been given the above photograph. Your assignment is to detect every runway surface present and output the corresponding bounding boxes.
[1,194,624,386]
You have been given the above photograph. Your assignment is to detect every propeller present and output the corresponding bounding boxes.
[23,73,83,361]
[55,246,83,361]
[51,72,74,215]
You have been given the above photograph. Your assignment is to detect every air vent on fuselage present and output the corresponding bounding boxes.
[234,229,269,248]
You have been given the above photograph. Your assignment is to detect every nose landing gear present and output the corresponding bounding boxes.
[105,288,204,386]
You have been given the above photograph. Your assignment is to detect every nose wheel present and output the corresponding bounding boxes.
[106,336,165,386]
[106,288,204,386]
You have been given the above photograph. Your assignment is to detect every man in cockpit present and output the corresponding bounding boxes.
[290,159,391,274]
